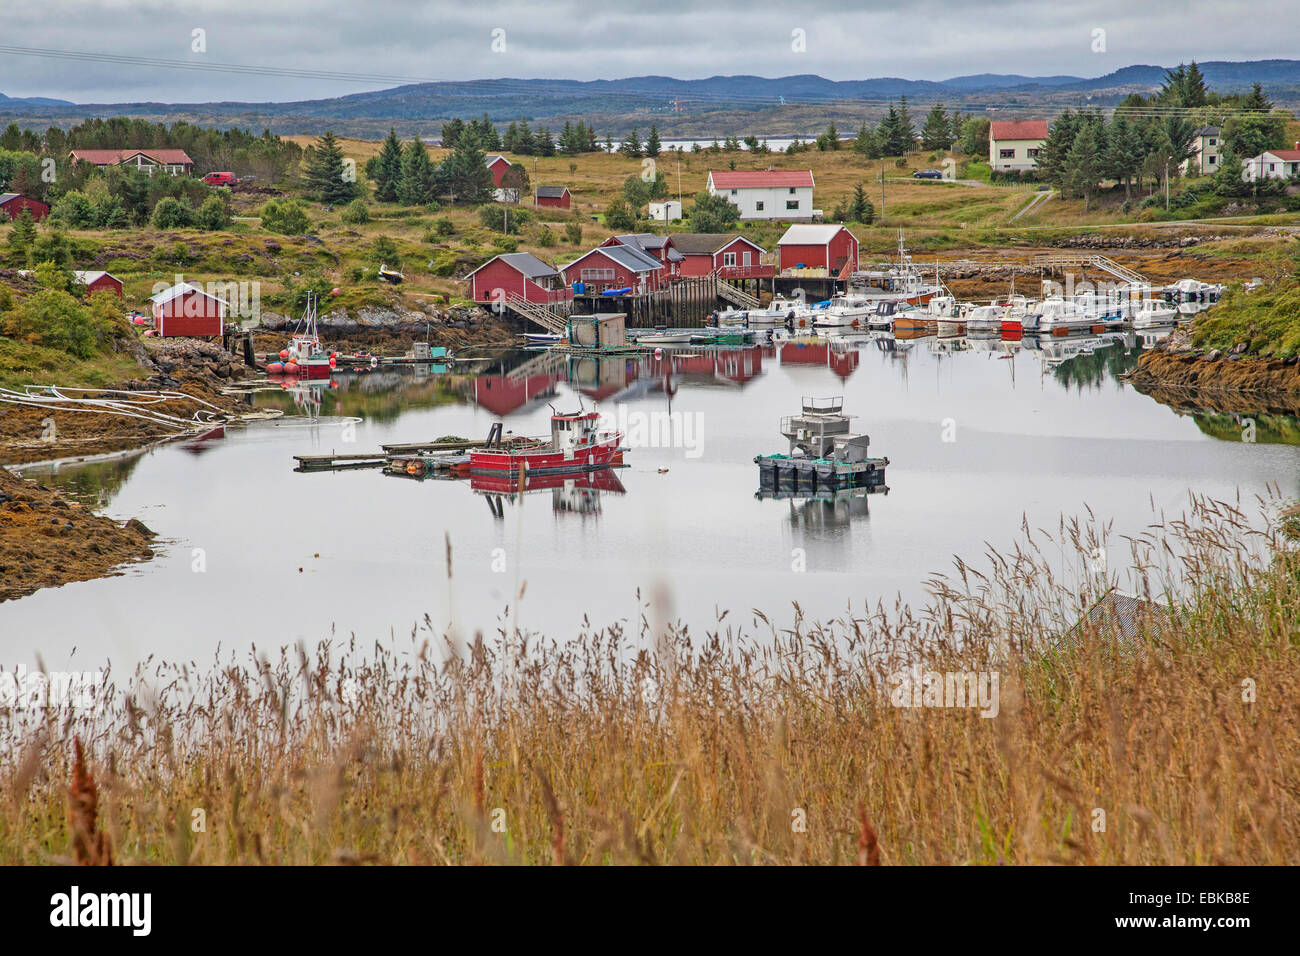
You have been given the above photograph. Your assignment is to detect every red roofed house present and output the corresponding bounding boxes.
[465,252,574,307]
[69,149,195,177]
[0,193,50,222]
[706,169,816,221]
[534,185,572,209]
[777,224,859,277]
[150,282,225,337]
[671,233,772,279]
[1243,146,1300,182]
[988,121,1049,172]
[74,271,124,298]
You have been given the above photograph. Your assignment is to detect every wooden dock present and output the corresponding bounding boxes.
[294,437,489,471]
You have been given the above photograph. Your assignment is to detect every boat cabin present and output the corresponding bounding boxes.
[551,411,605,453]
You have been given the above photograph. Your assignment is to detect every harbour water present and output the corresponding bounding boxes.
[4,330,1298,674]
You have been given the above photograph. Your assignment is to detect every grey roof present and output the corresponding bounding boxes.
[485,154,510,166]
[1194,126,1222,137]
[669,232,767,256]
[564,243,663,274]
[1068,590,1169,644]
[0,193,22,204]
[613,233,683,262]
[464,251,558,281]
[536,185,570,198]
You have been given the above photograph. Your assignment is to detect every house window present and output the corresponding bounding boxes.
[730,189,738,196]
[1268,163,1275,172]
[788,187,796,194]
[580,268,615,281]
[742,251,752,267]
[786,200,799,210]
[1208,155,1216,165]
[999,148,1015,159]
[755,201,764,211]
[1209,138,1217,146]
[723,252,737,267]
[1027,148,1040,158]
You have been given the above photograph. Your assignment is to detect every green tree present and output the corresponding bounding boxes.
[853,122,881,159]
[6,207,36,266]
[339,198,370,224]
[151,196,195,228]
[1212,148,1251,198]
[564,220,583,245]
[1064,120,1105,210]
[50,190,98,228]
[440,139,494,203]
[645,125,661,157]
[1104,115,1144,199]
[603,199,637,231]
[397,138,437,205]
[260,198,311,234]
[686,191,740,232]
[1036,111,1082,189]
[371,128,404,203]
[619,129,642,158]
[302,131,359,205]
[196,195,231,230]
[957,116,991,159]
[920,104,955,151]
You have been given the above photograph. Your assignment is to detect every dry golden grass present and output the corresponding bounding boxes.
[2,494,1296,865]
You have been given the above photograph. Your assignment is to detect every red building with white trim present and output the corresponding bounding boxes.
[150,282,226,337]
[671,233,771,278]
[74,271,124,298]
[465,252,572,307]
[485,154,512,187]
[560,243,664,293]
[777,224,859,276]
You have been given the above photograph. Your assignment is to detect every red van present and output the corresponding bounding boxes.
[202,172,238,187]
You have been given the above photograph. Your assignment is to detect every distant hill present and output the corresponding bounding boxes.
[2,59,1299,138]
[0,91,74,107]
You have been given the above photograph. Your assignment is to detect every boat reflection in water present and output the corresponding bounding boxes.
[473,468,627,519]
[757,482,889,532]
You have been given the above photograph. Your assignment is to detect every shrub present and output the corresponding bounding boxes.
[340,199,370,225]
[196,196,231,231]
[260,198,311,235]
[434,217,456,237]
[536,225,556,247]
[564,221,583,245]
[151,197,195,229]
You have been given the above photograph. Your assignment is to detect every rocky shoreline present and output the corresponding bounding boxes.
[1124,328,1300,416]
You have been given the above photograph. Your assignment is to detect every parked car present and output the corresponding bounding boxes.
[912,169,943,180]
[202,172,238,187]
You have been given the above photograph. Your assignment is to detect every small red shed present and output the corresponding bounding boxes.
[534,185,572,209]
[465,252,573,307]
[150,282,226,337]
[0,193,50,222]
[777,224,859,275]
[74,271,124,298]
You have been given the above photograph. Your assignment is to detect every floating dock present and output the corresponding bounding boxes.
[754,397,889,493]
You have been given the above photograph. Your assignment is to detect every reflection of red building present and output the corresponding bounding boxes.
[650,346,766,387]
[471,373,559,415]
[779,340,859,379]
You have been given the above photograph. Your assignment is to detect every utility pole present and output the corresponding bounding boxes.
[1164,158,1170,211]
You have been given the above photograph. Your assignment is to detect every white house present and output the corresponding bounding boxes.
[988,120,1048,172]
[1243,147,1300,181]
[1182,127,1222,175]
[706,169,816,221]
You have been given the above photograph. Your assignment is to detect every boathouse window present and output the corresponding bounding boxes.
[580,268,615,281]
[723,252,737,267]
[1000,148,1015,159]
[786,200,799,210]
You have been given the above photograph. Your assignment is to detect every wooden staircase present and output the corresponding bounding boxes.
[715,277,761,309]
[503,293,569,334]
[1031,254,1146,285]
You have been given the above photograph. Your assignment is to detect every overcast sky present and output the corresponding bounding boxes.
[2,0,1297,104]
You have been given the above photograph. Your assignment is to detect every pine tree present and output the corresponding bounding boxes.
[372,128,404,203]
[854,122,880,159]
[1036,111,1081,189]
[535,127,556,157]
[302,131,359,205]
[442,139,494,203]
[1065,120,1105,210]
[397,138,436,206]
[1183,62,1208,108]
[921,103,954,151]
[619,129,642,158]
[441,118,465,149]
[1104,115,1143,199]
[1243,82,1272,112]
[645,124,661,157]
[896,97,916,153]
[7,207,37,267]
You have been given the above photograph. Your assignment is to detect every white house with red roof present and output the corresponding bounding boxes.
[988,120,1049,172]
[706,169,816,221]
[1243,146,1300,182]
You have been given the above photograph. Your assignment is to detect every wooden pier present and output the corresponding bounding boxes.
[293,437,488,472]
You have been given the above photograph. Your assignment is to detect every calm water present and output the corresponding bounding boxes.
[5,330,1299,673]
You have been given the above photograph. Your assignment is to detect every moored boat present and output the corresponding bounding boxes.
[469,411,624,477]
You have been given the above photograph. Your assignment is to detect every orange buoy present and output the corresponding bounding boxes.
[328,356,337,368]
[279,349,290,360]
[406,460,424,475]
[284,361,300,374]
[266,361,284,373]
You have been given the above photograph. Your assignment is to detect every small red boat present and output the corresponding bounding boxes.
[469,410,623,477]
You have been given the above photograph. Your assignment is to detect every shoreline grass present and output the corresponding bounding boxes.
[1,495,1297,865]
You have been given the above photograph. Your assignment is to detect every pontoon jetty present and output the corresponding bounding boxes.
[755,397,889,494]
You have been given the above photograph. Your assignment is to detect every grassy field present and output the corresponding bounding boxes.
[2,495,1296,865]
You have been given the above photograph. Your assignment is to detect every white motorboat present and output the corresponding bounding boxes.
[814,293,875,327]
[1032,296,1100,333]
[1131,299,1178,328]
[747,294,803,326]
[963,303,1004,335]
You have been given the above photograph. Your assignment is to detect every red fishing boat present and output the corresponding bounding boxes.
[469,410,624,477]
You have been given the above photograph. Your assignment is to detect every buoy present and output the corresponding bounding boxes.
[328,356,337,368]
[266,361,284,373]
[279,349,290,360]
[331,287,341,296]
[284,361,300,375]
[654,347,664,358]
[406,460,424,476]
